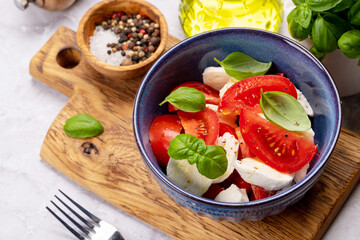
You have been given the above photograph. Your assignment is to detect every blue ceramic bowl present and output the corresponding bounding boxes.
[133,28,341,221]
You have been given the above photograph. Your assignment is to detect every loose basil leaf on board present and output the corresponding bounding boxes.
[214,52,272,81]
[168,134,228,179]
[159,87,206,112]
[64,114,104,138]
[196,145,228,179]
[294,3,312,28]
[288,13,312,41]
[312,13,349,52]
[310,46,327,60]
[292,0,305,6]
[332,0,354,12]
[306,0,342,12]
[260,90,311,131]
[338,30,360,59]
[348,0,360,26]
[167,134,207,165]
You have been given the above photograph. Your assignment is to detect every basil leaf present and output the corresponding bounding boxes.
[260,90,311,131]
[64,114,104,138]
[306,0,342,12]
[214,52,272,81]
[348,0,360,26]
[312,13,349,52]
[168,134,207,165]
[287,7,298,24]
[310,46,327,60]
[288,13,312,41]
[168,134,228,179]
[160,87,205,112]
[332,0,354,12]
[338,30,360,59]
[196,145,228,179]
[293,0,305,6]
[294,4,312,28]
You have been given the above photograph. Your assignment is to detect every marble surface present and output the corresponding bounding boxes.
[0,0,359,239]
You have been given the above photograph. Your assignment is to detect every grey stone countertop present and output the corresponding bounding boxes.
[0,0,358,239]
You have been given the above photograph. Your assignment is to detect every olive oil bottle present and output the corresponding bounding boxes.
[179,0,283,37]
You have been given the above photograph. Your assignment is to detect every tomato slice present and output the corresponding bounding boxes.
[177,108,219,145]
[168,81,220,112]
[250,185,277,200]
[218,75,297,115]
[239,109,317,173]
[202,184,224,200]
[235,127,256,159]
[217,170,252,194]
[149,114,183,167]
[219,122,238,139]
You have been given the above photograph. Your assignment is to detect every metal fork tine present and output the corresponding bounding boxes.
[46,206,86,240]
[55,195,95,230]
[59,189,101,223]
[50,200,90,237]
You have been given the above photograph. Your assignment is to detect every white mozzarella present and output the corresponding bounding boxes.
[234,158,294,191]
[296,128,315,142]
[167,158,212,196]
[213,132,240,183]
[219,80,235,98]
[206,104,218,112]
[294,163,309,183]
[215,184,249,203]
[296,88,314,117]
[203,67,231,90]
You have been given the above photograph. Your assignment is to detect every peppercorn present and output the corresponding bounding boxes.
[121,58,132,66]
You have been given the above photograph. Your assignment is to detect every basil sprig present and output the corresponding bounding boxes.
[214,52,272,81]
[260,90,311,131]
[168,134,228,179]
[160,87,205,112]
[64,114,104,138]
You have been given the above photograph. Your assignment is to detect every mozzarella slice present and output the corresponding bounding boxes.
[203,67,231,90]
[206,104,218,112]
[294,163,309,183]
[167,158,212,196]
[296,128,315,142]
[296,88,314,117]
[213,132,240,183]
[234,158,294,191]
[215,184,249,203]
[219,80,235,99]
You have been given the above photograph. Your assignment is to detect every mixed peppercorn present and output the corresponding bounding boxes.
[95,11,161,66]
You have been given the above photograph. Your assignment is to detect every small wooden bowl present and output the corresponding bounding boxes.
[77,0,168,80]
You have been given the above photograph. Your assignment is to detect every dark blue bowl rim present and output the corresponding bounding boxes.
[133,28,342,208]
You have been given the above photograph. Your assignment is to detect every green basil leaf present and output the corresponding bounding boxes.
[214,52,272,81]
[64,114,104,138]
[312,13,349,52]
[160,87,205,112]
[332,0,354,12]
[293,0,305,6]
[338,30,360,58]
[287,7,298,24]
[348,0,360,26]
[306,0,342,12]
[168,134,207,165]
[310,46,327,60]
[260,90,311,131]
[294,4,312,28]
[288,13,312,41]
[168,134,228,179]
[196,145,228,179]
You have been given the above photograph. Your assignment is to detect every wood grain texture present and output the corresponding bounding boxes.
[30,27,360,240]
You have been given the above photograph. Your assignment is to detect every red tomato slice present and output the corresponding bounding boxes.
[219,122,238,139]
[235,127,256,159]
[217,170,252,194]
[218,75,297,115]
[250,185,276,200]
[168,82,220,111]
[202,184,224,200]
[149,114,183,167]
[177,108,219,145]
[239,109,317,173]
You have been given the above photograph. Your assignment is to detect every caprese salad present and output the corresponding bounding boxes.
[149,52,317,202]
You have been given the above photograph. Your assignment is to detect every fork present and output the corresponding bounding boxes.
[46,189,125,240]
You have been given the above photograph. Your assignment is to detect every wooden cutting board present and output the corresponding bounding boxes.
[30,26,360,240]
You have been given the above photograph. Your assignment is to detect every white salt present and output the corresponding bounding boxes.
[89,26,126,66]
